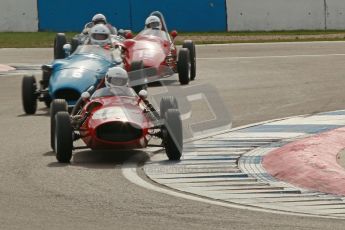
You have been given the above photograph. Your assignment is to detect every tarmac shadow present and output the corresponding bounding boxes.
[18,107,50,117]
[46,149,150,169]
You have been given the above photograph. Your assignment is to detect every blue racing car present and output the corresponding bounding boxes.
[22,44,123,114]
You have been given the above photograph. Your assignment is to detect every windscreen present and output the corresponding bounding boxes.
[91,86,137,99]
[137,28,169,41]
[73,45,120,63]
[127,66,174,88]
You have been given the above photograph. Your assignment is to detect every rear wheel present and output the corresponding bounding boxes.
[177,48,190,85]
[71,37,79,54]
[22,75,37,114]
[130,60,147,94]
[50,99,68,150]
[160,96,178,120]
[182,40,196,80]
[163,109,183,160]
[54,33,67,59]
[55,111,73,163]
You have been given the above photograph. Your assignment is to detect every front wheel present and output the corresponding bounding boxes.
[163,109,183,161]
[71,37,79,54]
[22,75,37,114]
[50,99,68,150]
[55,111,73,163]
[177,48,190,85]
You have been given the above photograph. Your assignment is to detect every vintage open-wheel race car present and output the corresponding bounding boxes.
[123,11,196,85]
[50,85,183,163]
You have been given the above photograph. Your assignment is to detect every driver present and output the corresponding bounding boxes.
[141,15,168,39]
[83,13,117,35]
[92,13,107,24]
[145,15,162,30]
[91,67,137,98]
[105,67,129,87]
[88,24,112,47]
[95,67,129,91]
[72,67,131,115]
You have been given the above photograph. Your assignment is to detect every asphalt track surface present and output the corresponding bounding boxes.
[2,42,345,229]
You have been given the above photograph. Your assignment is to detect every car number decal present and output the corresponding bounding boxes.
[72,71,83,78]
[93,107,127,120]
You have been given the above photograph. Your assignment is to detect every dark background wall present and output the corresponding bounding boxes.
[37,0,227,32]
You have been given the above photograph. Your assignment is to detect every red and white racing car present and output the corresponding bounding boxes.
[123,11,196,85]
[50,84,183,163]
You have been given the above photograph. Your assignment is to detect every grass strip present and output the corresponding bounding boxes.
[0,31,345,48]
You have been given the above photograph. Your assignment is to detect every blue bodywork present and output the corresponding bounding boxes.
[48,45,122,105]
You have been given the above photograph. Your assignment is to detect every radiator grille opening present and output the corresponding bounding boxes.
[96,122,142,142]
[54,89,80,102]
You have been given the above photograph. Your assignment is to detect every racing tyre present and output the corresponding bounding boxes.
[131,60,147,94]
[163,109,183,161]
[71,37,79,54]
[55,111,73,163]
[160,96,178,120]
[50,99,68,150]
[22,75,37,114]
[54,33,67,59]
[177,48,190,85]
[182,40,196,80]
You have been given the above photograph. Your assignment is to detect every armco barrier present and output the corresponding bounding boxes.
[0,0,38,32]
[37,0,226,32]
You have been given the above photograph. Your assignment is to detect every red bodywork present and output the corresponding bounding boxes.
[123,29,178,76]
[79,93,151,150]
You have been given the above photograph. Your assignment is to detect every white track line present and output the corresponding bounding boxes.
[197,53,345,60]
[122,163,329,219]
[122,110,345,219]
[196,41,345,47]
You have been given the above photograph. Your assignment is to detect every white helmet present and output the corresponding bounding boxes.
[105,67,129,87]
[89,24,111,46]
[92,13,107,24]
[145,15,161,30]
